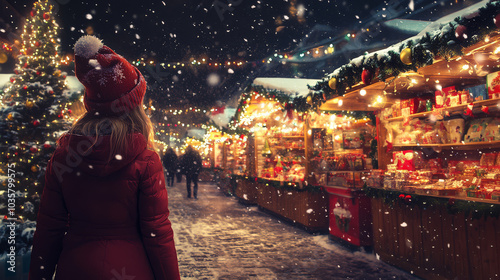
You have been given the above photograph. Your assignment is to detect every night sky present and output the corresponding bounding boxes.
[0,0,484,107]
[2,0,393,61]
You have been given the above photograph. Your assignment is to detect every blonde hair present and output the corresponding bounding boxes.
[63,105,155,162]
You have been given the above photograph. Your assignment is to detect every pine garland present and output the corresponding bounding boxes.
[310,1,500,109]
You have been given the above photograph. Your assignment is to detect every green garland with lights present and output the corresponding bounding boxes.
[364,186,500,220]
[310,0,500,109]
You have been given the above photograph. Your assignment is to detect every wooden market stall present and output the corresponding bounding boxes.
[229,77,330,232]
[312,1,500,278]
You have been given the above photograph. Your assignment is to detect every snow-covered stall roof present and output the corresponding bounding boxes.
[326,0,489,79]
[252,77,321,98]
[210,107,237,128]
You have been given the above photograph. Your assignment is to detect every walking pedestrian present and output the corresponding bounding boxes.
[176,154,184,183]
[181,145,202,199]
[29,35,180,280]
[162,147,178,187]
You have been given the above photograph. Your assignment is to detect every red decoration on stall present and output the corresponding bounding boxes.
[30,146,38,153]
[35,41,41,47]
[30,10,35,17]
[361,69,373,85]
[32,120,40,127]
[404,195,412,203]
[481,106,489,114]
[386,140,393,153]
[67,109,72,115]
[455,25,468,40]
[495,14,500,28]
[58,113,64,119]
[399,194,405,200]
[465,103,474,117]
[43,13,50,20]
[43,143,51,150]
[23,85,28,90]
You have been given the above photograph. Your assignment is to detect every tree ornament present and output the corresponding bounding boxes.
[26,100,34,108]
[67,109,72,115]
[328,77,337,90]
[36,71,41,75]
[7,113,14,121]
[306,95,313,105]
[495,14,500,28]
[43,12,50,20]
[398,194,405,200]
[404,195,412,203]
[24,62,28,68]
[23,85,28,90]
[10,77,15,83]
[32,119,40,127]
[361,69,373,85]
[35,41,41,47]
[26,48,33,55]
[53,69,61,77]
[43,142,52,149]
[455,25,468,40]
[30,146,38,153]
[58,113,64,119]
[30,10,35,17]
[400,47,412,65]
[31,165,39,172]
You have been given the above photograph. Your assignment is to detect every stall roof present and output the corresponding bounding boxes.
[318,0,492,111]
[325,0,489,79]
[252,77,321,98]
[210,107,237,128]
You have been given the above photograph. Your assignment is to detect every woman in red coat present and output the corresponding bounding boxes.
[29,35,180,280]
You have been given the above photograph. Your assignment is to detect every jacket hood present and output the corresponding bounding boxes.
[58,132,147,177]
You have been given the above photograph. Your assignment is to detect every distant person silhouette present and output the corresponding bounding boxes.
[162,147,178,187]
[181,145,202,199]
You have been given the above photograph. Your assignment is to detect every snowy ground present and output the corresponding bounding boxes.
[168,179,419,280]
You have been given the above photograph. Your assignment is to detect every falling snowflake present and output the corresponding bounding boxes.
[400,222,408,227]
[115,154,123,160]
[306,209,313,214]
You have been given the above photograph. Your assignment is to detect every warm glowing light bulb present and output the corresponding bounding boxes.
[360,89,366,96]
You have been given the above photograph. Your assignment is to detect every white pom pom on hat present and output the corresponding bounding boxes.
[74,35,103,59]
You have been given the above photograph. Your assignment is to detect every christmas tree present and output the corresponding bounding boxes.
[0,0,80,255]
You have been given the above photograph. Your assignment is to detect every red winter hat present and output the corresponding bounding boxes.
[74,35,146,115]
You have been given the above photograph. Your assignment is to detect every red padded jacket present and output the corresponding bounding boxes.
[29,133,180,280]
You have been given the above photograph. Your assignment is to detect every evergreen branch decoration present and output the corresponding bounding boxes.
[311,1,500,106]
